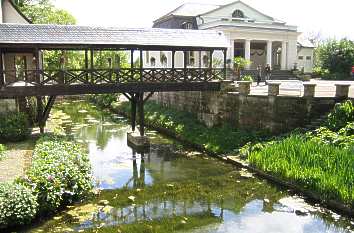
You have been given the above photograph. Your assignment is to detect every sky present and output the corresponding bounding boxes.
[53,0,354,40]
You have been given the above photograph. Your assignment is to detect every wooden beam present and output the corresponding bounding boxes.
[85,49,89,80]
[0,82,222,97]
[0,49,4,86]
[139,50,143,81]
[130,49,134,69]
[131,93,137,132]
[138,92,144,136]
[143,92,154,103]
[42,96,56,123]
[36,96,44,133]
[90,49,94,81]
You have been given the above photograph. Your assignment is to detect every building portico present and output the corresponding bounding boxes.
[153,0,312,74]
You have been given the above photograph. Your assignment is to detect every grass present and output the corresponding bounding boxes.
[248,134,354,208]
[114,101,267,154]
[0,144,6,161]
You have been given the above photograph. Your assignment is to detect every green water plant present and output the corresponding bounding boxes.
[240,75,254,82]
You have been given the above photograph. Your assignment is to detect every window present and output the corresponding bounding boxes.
[306,56,311,60]
[160,52,167,67]
[181,22,193,29]
[146,51,150,64]
[186,51,195,66]
[232,9,244,18]
[298,56,304,60]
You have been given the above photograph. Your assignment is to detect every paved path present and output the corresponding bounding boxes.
[249,80,354,97]
[0,140,34,182]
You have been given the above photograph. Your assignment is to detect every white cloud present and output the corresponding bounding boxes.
[53,0,354,40]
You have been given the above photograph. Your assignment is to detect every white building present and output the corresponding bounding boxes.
[150,1,314,73]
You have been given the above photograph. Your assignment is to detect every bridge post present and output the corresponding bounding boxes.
[131,93,137,132]
[138,92,145,137]
[0,48,4,86]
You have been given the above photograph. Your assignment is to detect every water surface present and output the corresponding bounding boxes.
[27,100,353,233]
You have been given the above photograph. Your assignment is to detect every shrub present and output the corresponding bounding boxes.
[241,75,253,82]
[0,182,38,228]
[326,100,354,131]
[19,134,93,214]
[0,112,31,142]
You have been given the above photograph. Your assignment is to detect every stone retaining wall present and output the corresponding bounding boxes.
[153,83,352,134]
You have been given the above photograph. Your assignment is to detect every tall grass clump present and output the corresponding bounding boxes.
[248,134,353,207]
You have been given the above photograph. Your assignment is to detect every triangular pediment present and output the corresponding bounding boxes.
[200,1,279,22]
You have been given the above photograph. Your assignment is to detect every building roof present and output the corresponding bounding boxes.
[154,3,220,23]
[0,24,229,49]
[297,37,315,48]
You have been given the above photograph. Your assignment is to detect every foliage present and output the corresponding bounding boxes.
[233,57,251,79]
[115,101,266,154]
[0,112,31,142]
[18,134,93,214]
[240,75,253,81]
[0,144,5,160]
[233,57,251,70]
[87,94,120,108]
[306,123,354,149]
[248,134,353,207]
[0,182,38,228]
[315,39,354,79]
[312,66,329,78]
[326,100,354,131]
[16,0,76,24]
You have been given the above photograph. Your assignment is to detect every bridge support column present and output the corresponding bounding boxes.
[127,92,150,151]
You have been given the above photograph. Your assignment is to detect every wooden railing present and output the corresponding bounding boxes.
[0,68,225,87]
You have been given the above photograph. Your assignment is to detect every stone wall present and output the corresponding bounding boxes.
[153,83,351,134]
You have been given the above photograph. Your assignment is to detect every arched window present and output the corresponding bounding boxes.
[232,9,244,18]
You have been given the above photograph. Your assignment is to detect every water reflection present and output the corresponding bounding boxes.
[26,100,354,233]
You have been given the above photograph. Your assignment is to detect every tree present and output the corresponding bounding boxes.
[315,39,354,78]
[233,57,251,80]
[14,0,76,24]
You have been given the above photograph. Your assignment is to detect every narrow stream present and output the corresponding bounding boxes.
[27,100,353,233]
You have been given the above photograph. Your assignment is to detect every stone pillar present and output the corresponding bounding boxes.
[268,82,281,96]
[266,40,272,68]
[244,39,251,69]
[281,41,287,70]
[303,83,316,97]
[335,84,350,98]
[238,81,252,95]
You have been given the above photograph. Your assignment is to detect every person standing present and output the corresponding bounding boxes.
[265,64,271,82]
[257,65,262,86]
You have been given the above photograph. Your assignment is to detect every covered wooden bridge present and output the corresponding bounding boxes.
[0,24,228,136]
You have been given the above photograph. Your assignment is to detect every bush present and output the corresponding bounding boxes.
[326,100,354,131]
[0,112,31,142]
[0,182,38,228]
[241,75,253,81]
[19,134,93,214]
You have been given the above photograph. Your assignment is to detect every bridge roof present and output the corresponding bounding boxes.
[0,24,228,50]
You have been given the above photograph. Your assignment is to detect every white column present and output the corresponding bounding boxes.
[244,39,251,69]
[266,40,272,68]
[281,41,287,70]
[229,39,234,68]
